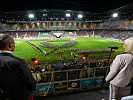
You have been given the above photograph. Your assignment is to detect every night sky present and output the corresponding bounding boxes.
[0,0,133,13]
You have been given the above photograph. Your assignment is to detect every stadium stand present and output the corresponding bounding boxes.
[25,32,39,38]
[61,32,77,38]
[7,32,17,38]
[76,31,88,36]
[118,20,133,29]
[90,22,103,29]
[1,20,133,30]
[0,23,6,30]
[4,29,133,41]
[101,20,125,29]
[1,19,133,41]
[128,22,133,29]
[93,30,133,41]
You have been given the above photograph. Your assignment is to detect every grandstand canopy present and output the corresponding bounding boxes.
[0,0,133,21]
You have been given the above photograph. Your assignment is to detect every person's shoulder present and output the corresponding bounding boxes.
[13,56,26,63]
[116,54,133,59]
[118,53,132,56]
[10,55,26,64]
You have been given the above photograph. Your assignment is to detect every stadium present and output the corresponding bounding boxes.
[0,1,133,100]
[0,9,128,64]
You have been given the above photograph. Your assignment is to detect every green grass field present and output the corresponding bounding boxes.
[13,37,124,65]
[49,40,70,46]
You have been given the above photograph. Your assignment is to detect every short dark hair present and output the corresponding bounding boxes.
[0,34,14,50]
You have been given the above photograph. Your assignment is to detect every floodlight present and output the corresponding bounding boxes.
[66,13,71,17]
[112,13,118,18]
[78,14,83,18]
[28,13,34,19]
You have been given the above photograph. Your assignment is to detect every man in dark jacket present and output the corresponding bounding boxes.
[0,34,36,100]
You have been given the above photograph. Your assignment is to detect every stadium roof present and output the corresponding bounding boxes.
[0,0,133,13]
[0,0,133,21]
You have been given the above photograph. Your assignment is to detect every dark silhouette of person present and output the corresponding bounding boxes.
[0,34,36,100]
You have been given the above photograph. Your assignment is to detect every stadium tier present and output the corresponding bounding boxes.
[101,20,126,29]
[1,20,133,31]
[92,30,133,41]
[1,21,101,30]
[2,30,132,42]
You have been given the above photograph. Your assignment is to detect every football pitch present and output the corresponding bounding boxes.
[13,37,124,65]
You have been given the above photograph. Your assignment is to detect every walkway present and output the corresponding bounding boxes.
[34,86,131,100]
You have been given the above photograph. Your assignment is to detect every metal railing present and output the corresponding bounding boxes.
[33,66,108,96]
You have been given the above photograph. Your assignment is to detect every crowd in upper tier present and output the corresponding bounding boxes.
[0,20,133,31]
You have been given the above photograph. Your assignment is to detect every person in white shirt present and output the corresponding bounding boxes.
[106,37,133,100]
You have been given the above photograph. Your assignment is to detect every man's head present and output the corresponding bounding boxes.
[0,34,15,52]
[123,37,133,54]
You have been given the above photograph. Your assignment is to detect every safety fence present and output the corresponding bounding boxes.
[33,67,109,96]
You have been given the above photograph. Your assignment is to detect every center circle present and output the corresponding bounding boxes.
[39,40,78,48]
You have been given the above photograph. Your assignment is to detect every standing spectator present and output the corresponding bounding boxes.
[106,37,133,100]
[0,34,36,100]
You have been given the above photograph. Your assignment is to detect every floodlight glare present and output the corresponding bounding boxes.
[28,13,34,19]
[78,14,83,18]
[66,13,71,17]
[112,13,118,18]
